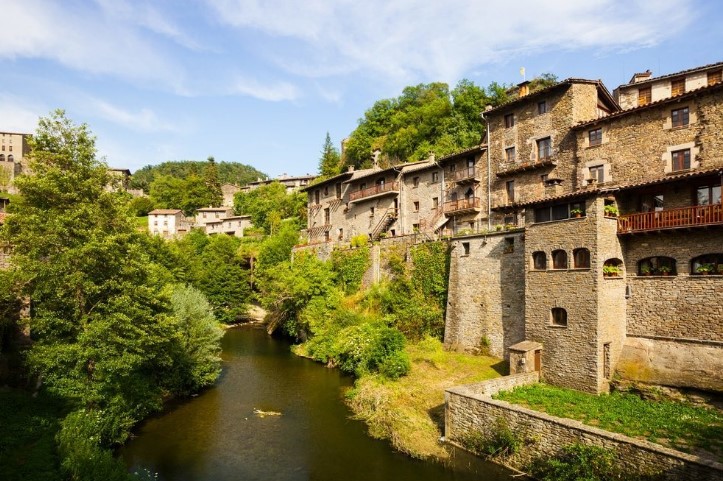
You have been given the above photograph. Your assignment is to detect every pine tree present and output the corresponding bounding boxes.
[318,133,341,177]
[204,155,223,207]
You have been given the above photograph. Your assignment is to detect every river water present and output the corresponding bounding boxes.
[121,326,516,481]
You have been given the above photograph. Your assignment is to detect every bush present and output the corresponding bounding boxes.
[462,417,522,459]
[350,234,368,248]
[331,246,370,293]
[334,323,406,376]
[378,350,411,379]
[127,196,154,217]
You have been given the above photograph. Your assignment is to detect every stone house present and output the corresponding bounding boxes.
[148,209,192,238]
[218,215,253,237]
[0,132,31,194]
[195,207,234,229]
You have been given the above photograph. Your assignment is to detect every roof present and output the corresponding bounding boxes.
[149,209,183,215]
[574,81,723,129]
[616,61,723,90]
[436,145,486,164]
[300,170,355,191]
[343,166,399,184]
[247,174,316,186]
[222,215,251,220]
[196,207,233,212]
[483,78,618,115]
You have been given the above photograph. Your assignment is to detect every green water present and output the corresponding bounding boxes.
[121,326,516,481]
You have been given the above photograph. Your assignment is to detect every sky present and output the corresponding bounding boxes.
[1,0,722,178]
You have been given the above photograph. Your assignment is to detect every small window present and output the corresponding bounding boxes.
[588,128,602,146]
[360,182,367,191]
[589,165,605,183]
[413,176,420,187]
[638,86,651,106]
[671,107,689,128]
[552,250,568,269]
[603,258,623,277]
[708,70,722,86]
[504,113,515,128]
[324,186,329,196]
[671,78,685,96]
[432,172,439,183]
[449,163,456,172]
[671,149,691,171]
[370,207,375,217]
[573,248,590,269]
[0,154,4,161]
[691,253,723,275]
[532,251,547,270]
[432,197,439,209]
[538,101,547,114]
[551,308,568,327]
[506,180,515,203]
[638,256,676,276]
[413,201,420,212]
[335,183,342,199]
[696,184,721,206]
[462,242,470,256]
[504,237,514,254]
[535,206,552,223]
[537,137,552,160]
[505,147,516,163]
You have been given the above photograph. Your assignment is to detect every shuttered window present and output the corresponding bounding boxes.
[638,86,651,106]
[671,78,685,96]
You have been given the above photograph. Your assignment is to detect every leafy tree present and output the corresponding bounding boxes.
[149,173,220,216]
[257,219,300,272]
[318,132,342,177]
[127,195,155,216]
[149,174,185,210]
[204,156,223,207]
[130,160,265,193]
[233,182,306,233]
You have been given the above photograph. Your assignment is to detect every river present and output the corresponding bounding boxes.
[121,326,516,481]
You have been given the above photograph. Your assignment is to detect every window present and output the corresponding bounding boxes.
[538,101,547,114]
[432,197,439,209]
[540,174,548,184]
[370,207,375,217]
[376,178,385,187]
[314,190,320,204]
[603,258,623,277]
[0,154,4,161]
[449,163,456,172]
[589,165,605,183]
[504,237,514,254]
[588,128,602,146]
[708,70,722,86]
[691,254,723,275]
[552,250,568,269]
[696,184,721,205]
[412,223,420,231]
[640,193,664,212]
[413,201,420,212]
[671,107,689,128]
[462,242,470,256]
[413,176,420,187]
[324,186,329,196]
[532,251,547,270]
[671,148,691,171]
[551,308,567,327]
[537,137,552,160]
[638,86,651,106]
[324,208,330,224]
[505,147,516,163]
[504,113,515,128]
[338,228,344,240]
[506,180,515,203]
[335,183,342,199]
[671,78,685,96]
[551,204,569,220]
[573,248,590,269]
[638,256,676,276]
[534,206,552,223]
[432,172,439,183]
[360,182,366,191]
[8,146,11,152]
[203,212,207,219]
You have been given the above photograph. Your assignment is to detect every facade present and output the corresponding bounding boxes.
[0,132,31,194]
[221,183,240,207]
[148,209,192,238]
[302,62,723,395]
[195,207,234,229]
[242,174,316,194]
[218,215,253,237]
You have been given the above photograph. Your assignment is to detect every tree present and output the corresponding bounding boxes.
[204,156,223,207]
[318,133,341,177]
[130,160,265,193]
[233,182,307,233]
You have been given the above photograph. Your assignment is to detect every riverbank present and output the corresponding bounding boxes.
[344,337,507,460]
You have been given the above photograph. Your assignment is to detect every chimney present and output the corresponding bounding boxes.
[518,81,531,97]
[347,166,355,173]
[631,70,652,84]
[427,151,436,163]
[372,149,382,169]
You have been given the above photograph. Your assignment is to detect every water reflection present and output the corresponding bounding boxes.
[122,326,515,481]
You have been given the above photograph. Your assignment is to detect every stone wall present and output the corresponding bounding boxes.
[445,382,723,481]
[618,336,723,391]
[444,231,525,358]
[400,163,445,235]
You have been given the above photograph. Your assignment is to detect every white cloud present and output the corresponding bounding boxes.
[90,99,180,133]
[231,77,300,101]
[204,0,694,83]
[0,94,45,133]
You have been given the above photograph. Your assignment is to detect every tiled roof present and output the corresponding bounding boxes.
[616,61,723,89]
[483,79,618,115]
[149,209,183,215]
[300,170,355,191]
[575,81,723,129]
[342,167,396,184]
[436,145,486,164]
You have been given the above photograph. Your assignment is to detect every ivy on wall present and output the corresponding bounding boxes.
[331,246,371,294]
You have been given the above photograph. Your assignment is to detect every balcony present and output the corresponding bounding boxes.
[449,167,479,184]
[444,197,481,215]
[618,203,723,234]
[349,182,399,202]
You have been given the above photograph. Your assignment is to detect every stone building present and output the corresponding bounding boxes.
[148,209,192,238]
[242,174,316,194]
[0,132,31,194]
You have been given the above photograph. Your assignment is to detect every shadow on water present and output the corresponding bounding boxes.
[121,326,519,481]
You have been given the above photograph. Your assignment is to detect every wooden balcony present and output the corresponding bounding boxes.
[618,203,723,234]
[449,167,479,183]
[444,197,481,215]
[348,182,399,202]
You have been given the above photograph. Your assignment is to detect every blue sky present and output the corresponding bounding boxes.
[1,0,721,178]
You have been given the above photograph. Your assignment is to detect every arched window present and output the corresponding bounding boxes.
[0,154,4,161]
[532,251,547,270]
[552,250,567,269]
[7,155,13,163]
[573,248,590,268]
[603,258,623,277]
[691,253,723,275]
[638,256,676,276]
[551,307,567,326]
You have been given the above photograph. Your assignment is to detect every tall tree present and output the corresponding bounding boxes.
[318,133,342,177]
[204,156,223,206]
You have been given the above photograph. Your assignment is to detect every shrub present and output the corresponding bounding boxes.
[334,323,406,376]
[350,234,368,248]
[460,417,522,459]
[331,246,370,293]
[378,350,411,379]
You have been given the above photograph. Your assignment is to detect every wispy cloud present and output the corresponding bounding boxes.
[231,77,300,101]
[90,99,180,133]
[205,0,694,83]
[0,94,45,133]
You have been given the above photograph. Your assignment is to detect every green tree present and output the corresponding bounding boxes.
[204,156,223,207]
[318,132,342,177]
[127,195,155,216]
[197,235,251,324]
[233,182,306,233]
[130,160,265,193]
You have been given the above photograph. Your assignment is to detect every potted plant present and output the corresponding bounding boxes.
[658,265,671,276]
[603,265,621,277]
[570,208,583,218]
[640,264,652,276]
[604,205,619,217]
[717,265,723,275]
[495,224,503,231]
[696,263,714,275]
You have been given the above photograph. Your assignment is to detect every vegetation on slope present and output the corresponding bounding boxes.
[129,158,265,192]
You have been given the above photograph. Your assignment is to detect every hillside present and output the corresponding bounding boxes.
[130,160,266,192]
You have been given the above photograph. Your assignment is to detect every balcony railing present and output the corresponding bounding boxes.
[443,197,481,214]
[618,203,723,234]
[449,167,478,183]
[349,182,399,202]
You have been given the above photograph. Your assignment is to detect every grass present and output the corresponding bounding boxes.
[0,389,66,481]
[494,383,723,461]
[345,336,507,460]
[132,216,148,231]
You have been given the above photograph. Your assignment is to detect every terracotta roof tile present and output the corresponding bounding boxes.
[616,61,723,89]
